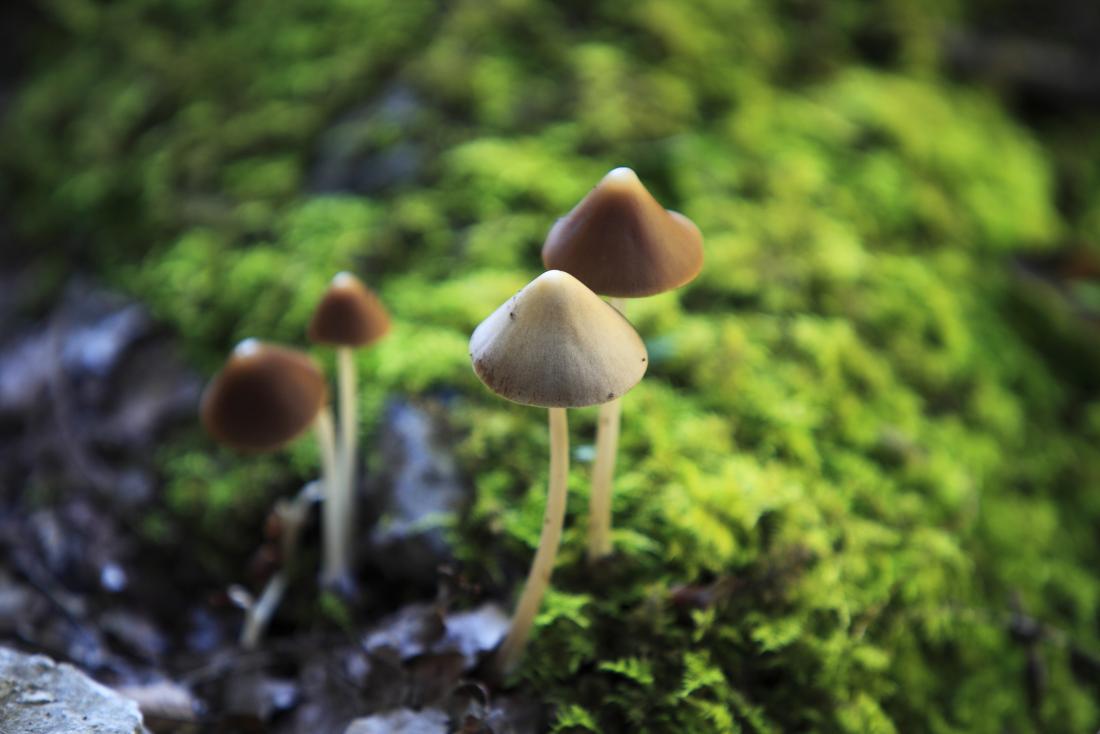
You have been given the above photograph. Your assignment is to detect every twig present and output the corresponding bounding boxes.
[239,481,320,649]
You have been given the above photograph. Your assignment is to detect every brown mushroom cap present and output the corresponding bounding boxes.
[201,340,327,452]
[308,272,390,347]
[541,167,703,298]
[469,270,648,408]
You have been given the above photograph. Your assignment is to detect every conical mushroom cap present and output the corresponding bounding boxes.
[308,272,390,347]
[541,167,703,297]
[201,340,327,452]
[469,270,648,408]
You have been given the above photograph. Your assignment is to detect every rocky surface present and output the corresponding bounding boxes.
[0,279,201,506]
[344,708,448,734]
[0,646,145,733]
[308,86,427,196]
[0,279,209,682]
[365,399,468,590]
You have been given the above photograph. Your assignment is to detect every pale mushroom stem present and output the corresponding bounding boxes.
[497,406,570,674]
[587,296,627,562]
[314,406,343,584]
[240,481,319,649]
[241,573,288,649]
[336,346,358,573]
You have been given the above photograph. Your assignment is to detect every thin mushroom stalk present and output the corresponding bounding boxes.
[308,272,391,585]
[336,345,358,572]
[314,407,343,584]
[587,296,626,561]
[469,270,647,672]
[588,395,621,560]
[542,167,703,563]
[240,481,321,649]
[200,339,337,614]
[497,406,569,673]
[240,573,288,649]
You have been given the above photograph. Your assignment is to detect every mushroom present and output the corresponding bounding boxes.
[239,479,321,648]
[469,269,647,672]
[201,339,340,581]
[308,272,390,584]
[542,167,703,563]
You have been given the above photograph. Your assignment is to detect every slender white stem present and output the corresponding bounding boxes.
[497,407,569,674]
[239,481,319,649]
[241,573,289,649]
[314,407,343,584]
[337,346,358,576]
[588,296,627,562]
[588,397,621,561]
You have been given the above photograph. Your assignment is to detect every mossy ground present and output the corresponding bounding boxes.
[4,0,1100,731]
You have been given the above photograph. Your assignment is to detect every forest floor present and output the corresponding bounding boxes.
[0,272,541,733]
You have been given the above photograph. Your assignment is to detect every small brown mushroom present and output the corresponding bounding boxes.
[201,339,330,452]
[542,167,704,563]
[541,166,703,298]
[308,272,390,585]
[201,340,340,582]
[308,271,390,348]
[470,270,647,673]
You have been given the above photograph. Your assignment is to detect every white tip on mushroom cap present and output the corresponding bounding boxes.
[233,338,262,357]
[603,166,640,186]
[469,270,648,408]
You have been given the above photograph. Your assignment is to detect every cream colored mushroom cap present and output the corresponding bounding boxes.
[469,270,648,408]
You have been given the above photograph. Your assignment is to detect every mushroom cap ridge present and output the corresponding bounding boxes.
[541,167,703,298]
[308,271,390,347]
[201,340,327,452]
[469,270,648,408]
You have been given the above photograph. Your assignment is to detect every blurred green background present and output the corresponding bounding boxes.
[2,0,1100,731]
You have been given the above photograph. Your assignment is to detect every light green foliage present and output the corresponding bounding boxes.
[156,440,291,570]
[552,704,600,734]
[4,0,1100,731]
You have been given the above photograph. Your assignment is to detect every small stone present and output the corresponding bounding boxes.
[19,689,56,704]
[367,400,468,588]
[100,563,128,593]
[436,603,509,669]
[0,646,144,734]
[116,680,199,723]
[344,708,448,734]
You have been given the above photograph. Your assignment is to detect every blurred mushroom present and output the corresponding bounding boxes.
[308,272,390,584]
[469,270,647,672]
[201,339,340,583]
[542,167,703,562]
[239,480,321,648]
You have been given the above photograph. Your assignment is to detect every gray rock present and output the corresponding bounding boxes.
[309,86,426,195]
[0,646,144,734]
[362,602,508,669]
[366,400,468,587]
[0,280,200,504]
[440,603,509,669]
[344,708,448,734]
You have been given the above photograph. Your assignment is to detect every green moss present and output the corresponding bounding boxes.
[5,0,1100,731]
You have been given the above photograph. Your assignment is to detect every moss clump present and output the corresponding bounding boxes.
[4,0,1100,731]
